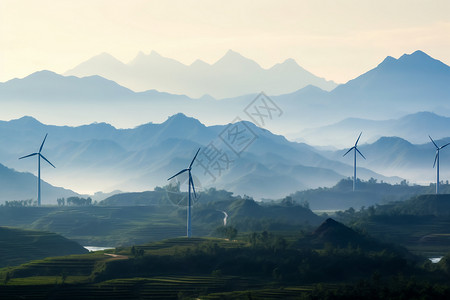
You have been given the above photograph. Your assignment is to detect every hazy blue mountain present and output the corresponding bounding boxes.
[321,135,450,185]
[0,114,399,202]
[332,50,450,104]
[274,50,450,136]
[65,49,337,98]
[0,70,136,101]
[294,112,450,147]
[0,162,79,204]
[2,50,449,142]
[0,70,192,102]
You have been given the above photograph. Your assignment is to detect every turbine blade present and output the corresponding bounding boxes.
[40,154,56,168]
[440,142,450,149]
[167,169,189,181]
[429,135,439,149]
[39,133,48,153]
[343,147,354,157]
[189,148,201,169]
[355,132,362,146]
[356,147,366,160]
[433,151,438,168]
[19,153,38,160]
[189,173,197,199]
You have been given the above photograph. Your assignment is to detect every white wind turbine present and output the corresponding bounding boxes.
[167,148,200,238]
[343,132,366,191]
[429,135,450,194]
[19,133,55,206]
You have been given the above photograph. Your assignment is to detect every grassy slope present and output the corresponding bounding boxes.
[0,227,88,268]
[0,197,323,246]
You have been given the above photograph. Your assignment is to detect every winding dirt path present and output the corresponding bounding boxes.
[104,253,129,260]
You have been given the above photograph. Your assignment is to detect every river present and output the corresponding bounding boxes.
[84,246,115,252]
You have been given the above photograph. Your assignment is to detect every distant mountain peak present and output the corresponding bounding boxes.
[150,50,162,57]
[26,70,60,79]
[213,50,261,69]
[167,112,189,120]
[372,136,413,148]
[190,59,210,68]
[224,49,240,56]
[270,58,303,71]
[92,52,121,61]
[378,50,448,72]
[163,113,205,127]
[379,55,396,65]
[9,116,43,126]
[128,51,147,65]
[136,51,146,58]
[64,53,125,76]
[399,50,430,61]
[282,58,299,66]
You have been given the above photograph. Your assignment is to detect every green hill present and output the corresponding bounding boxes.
[336,194,450,256]
[0,226,88,267]
[289,178,440,210]
[372,194,450,216]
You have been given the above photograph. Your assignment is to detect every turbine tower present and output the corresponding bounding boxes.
[19,133,55,206]
[167,148,200,238]
[343,132,366,191]
[429,135,450,194]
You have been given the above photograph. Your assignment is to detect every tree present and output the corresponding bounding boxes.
[281,196,295,207]
[215,226,238,240]
[57,198,65,206]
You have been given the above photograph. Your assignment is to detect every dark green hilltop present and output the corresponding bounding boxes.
[0,227,87,268]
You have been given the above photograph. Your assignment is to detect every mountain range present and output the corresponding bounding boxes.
[0,49,449,202]
[322,134,450,185]
[0,114,401,204]
[294,112,450,147]
[1,112,450,204]
[0,50,448,146]
[64,50,337,98]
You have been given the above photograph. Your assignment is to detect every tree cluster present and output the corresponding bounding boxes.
[58,197,93,206]
[3,199,34,207]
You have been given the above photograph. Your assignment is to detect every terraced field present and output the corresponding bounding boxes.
[0,276,296,299]
[0,238,298,299]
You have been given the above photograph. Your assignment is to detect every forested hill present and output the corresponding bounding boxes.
[288,178,441,210]
[0,227,88,267]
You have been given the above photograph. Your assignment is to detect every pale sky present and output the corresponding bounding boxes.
[1,0,449,83]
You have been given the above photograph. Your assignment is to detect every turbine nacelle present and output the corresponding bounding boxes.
[343,132,366,160]
[429,135,450,168]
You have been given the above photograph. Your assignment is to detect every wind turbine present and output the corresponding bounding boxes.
[19,133,55,206]
[343,132,366,191]
[429,135,450,194]
[167,148,200,238]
